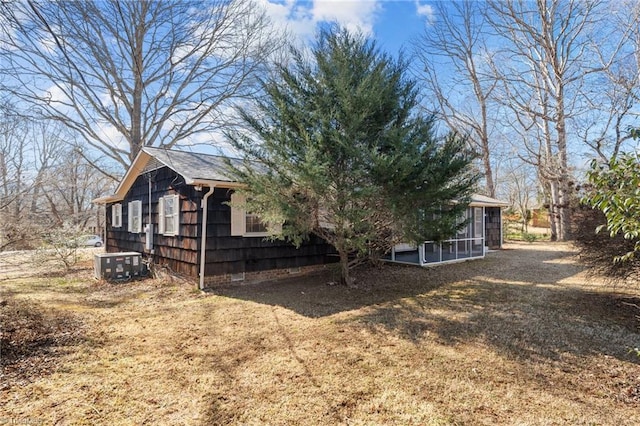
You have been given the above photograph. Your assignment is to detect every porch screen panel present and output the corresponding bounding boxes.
[441,241,456,261]
[457,240,471,258]
[423,242,440,264]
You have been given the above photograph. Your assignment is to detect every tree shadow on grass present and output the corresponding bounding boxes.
[208,245,586,319]
[208,244,640,365]
[350,280,640,363]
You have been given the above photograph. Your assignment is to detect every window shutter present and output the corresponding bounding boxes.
[117,204,122,227]
[128,202,133,232]
[158,197,165,234]
[172,194,180,236]
[230,192,245,236]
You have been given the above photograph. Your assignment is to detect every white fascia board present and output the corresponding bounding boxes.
[189,178,246,189]
[92,195,121,204]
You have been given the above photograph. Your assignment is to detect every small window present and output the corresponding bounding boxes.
[158,194,180,236]
[128,200,142,233]
[245,213,268,234]
[112,203,122,227]
[230,192,281,237]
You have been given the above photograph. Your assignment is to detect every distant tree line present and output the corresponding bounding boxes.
[0,102,114,250]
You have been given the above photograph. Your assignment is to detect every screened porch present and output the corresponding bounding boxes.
[383,204,491,267]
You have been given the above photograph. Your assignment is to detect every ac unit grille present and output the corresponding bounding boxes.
[94,252,143,280]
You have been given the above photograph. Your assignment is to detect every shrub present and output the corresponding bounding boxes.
[571,205,640,281]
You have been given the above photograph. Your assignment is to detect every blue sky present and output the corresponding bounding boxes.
[262,0,434,56]
[179,0,436,155]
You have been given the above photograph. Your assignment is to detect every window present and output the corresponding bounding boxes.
[230,192,281,237]
[158,194,180,236]
[245,213,268,233]
[112,203,122,227]
[128,200,142,233]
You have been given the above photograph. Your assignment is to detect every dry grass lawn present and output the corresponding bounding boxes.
[1,242,640,425]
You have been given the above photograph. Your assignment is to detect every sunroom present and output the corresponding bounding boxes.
[383,195,508,266]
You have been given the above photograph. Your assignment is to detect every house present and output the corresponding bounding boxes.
[93,147,509,288]
[93,147,336,289]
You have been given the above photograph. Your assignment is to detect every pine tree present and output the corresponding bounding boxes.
[226,26,478,286]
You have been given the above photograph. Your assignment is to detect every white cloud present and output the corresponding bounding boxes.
[44,84,71,106]
[95,122,128,151]
[415,0,434,21]
[311,0,380,35]
[260,0,382,42]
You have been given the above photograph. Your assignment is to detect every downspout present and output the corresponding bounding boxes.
[199,185,215,290]
[147,178,153,253]
[148,178,152,229]
[103,203,107,250]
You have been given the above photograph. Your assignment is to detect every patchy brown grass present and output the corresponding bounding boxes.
[1,242,639,425]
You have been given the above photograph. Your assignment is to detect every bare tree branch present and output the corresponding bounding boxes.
[0,0,286,170]
[413,0,499,197]
[486,0,617,241]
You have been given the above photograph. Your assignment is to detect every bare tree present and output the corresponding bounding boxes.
[502,161,539,233]
[0,102,113,250]
[27,119,66,214]
[0,102,28,213]
[486,0,613,241]
[0,0,285,173]
[0,102,46,249]
[413,0,499,197]
[578,0,640,162]
[39,147,114,228]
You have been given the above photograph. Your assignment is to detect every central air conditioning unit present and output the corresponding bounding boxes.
[94,252,144,280]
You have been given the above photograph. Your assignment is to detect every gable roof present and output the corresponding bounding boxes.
[141,147,245,183]
[470,194,510,207]
[93,147,245,204]
[94,146,510,208]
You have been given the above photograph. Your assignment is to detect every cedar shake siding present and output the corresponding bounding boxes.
[203,188,333,276]
[105,166,201,277]
[105,165,335,281]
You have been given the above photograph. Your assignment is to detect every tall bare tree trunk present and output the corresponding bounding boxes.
[486,0,609,241]
[547,180,560,241]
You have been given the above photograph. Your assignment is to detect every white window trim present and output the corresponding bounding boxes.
[230,192,282,237]
[112,203,122,228]
[158,194,180,236]
[128,200,142,233]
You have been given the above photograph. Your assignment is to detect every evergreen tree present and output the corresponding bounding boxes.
[226,26,478,285]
